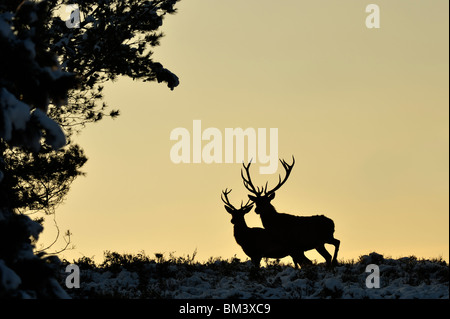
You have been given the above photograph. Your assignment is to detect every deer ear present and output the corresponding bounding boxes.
[268,193,276,200]
[224,206,234,214]
[248,195,257,201]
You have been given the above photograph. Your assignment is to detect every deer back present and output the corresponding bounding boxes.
[260,213,335,250]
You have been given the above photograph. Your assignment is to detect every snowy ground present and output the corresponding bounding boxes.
[63,252,449,299]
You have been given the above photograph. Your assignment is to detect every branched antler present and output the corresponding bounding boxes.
[241,157,295,197]
[221,188,252,210]
[265,156,295,196]
[241,160,264,196]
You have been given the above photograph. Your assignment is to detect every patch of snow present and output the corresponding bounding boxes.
[32,109,66,149]
[323,277,343,292]
[23,39,36,59]
[0,88,30,140]
[0,260,22,291]
[49,278,71,299]
[65,253,449,299]
[0,13,13,38]
[23,215,43,240]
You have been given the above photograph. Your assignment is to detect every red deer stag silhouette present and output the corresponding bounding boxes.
[241,157,340,267]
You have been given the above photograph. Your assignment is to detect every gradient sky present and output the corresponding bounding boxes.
[41,0,449,264]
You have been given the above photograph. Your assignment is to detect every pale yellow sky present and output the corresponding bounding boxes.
[41,0,449,264]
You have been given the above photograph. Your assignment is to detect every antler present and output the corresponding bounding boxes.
[241,157,295,197]
[241,160,264,197]
[221,188,236,210]
[264,156,295,196]
[221,188,252,210]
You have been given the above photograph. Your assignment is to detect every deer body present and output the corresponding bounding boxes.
[242,157,340,267]
[232,222,294,266]
[259,210,336,251]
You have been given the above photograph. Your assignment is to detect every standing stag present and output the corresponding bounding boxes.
[241,157,340,267]
[221,189,310,268]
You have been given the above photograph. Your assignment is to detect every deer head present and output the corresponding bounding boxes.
[221,188,254,224]
[241,156,295,214]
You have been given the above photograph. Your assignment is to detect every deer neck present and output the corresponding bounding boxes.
[233,219,249,230]
[233,220,249,239]
[259,203,278,215]
[233,229,250,250]
[258,204,279,225]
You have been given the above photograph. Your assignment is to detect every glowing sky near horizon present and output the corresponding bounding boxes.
[41,0,449,264]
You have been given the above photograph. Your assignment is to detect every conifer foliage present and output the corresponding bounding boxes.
[0,0,179,298]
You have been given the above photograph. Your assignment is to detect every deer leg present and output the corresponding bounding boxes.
[290,255,299,269]
[327,238,340,266]
[289,252,302,269]
[297,251,312,267]
[315,244,332,268]
[291,251,311,269]
[251,257,261,269]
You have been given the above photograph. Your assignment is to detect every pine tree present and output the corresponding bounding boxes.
[0,0,179,298]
